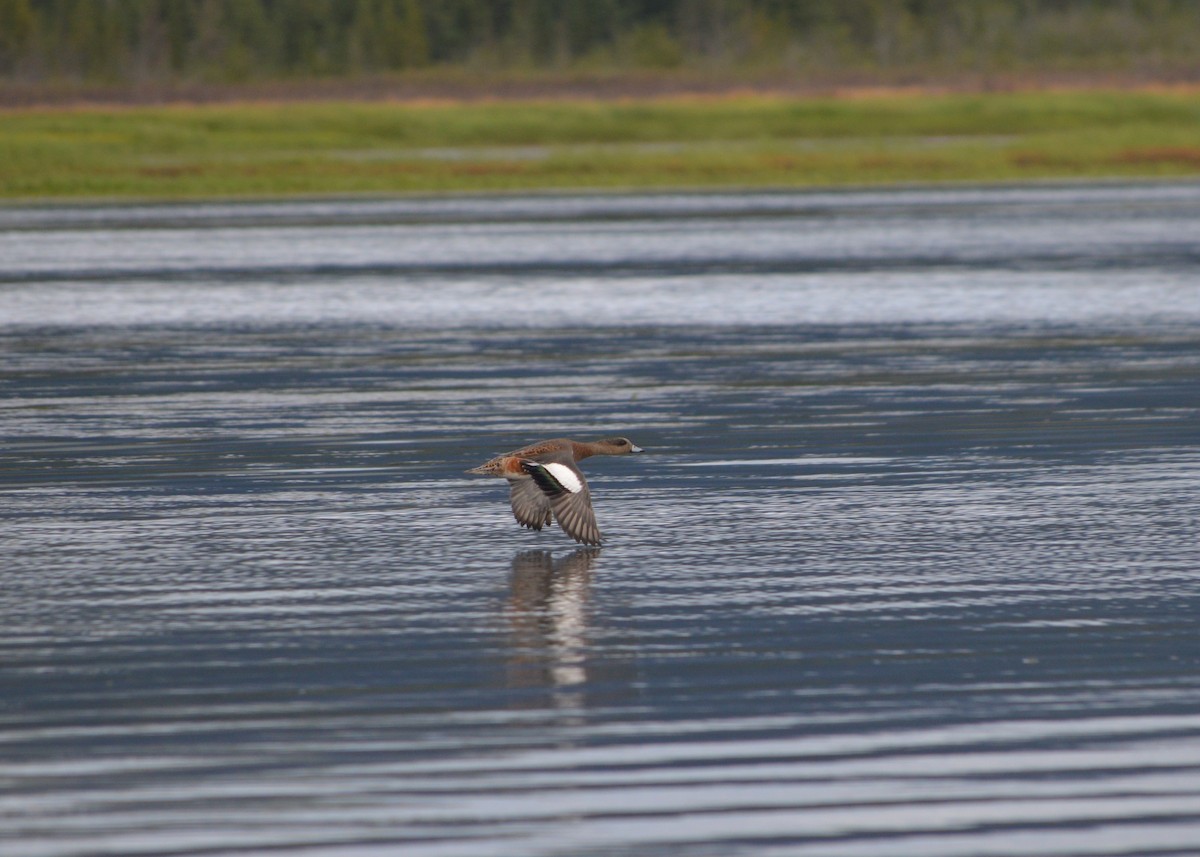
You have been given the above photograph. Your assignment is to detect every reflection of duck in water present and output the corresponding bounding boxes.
[507,548,599,694]
[467,437,643,545]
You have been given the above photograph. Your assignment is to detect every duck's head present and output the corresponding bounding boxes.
[596,437,643,455]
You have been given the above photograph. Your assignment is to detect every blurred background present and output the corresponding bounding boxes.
[1,0,1198,101]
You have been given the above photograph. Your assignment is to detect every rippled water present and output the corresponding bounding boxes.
[4,183,1200,856]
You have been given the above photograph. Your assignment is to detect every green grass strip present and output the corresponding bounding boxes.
[2,89,1199,200]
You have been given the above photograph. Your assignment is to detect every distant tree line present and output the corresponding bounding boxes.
[1,0,1197,84]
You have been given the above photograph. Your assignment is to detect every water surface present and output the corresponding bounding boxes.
[3,183,1200,856]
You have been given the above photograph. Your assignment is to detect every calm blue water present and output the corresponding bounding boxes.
[3,183,1200,856]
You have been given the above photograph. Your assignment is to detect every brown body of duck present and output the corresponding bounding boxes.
[467,437,643,545]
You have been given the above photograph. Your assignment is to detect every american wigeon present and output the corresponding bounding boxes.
[467,437,643,545]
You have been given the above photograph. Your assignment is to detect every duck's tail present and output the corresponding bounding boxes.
[465,458,504,476]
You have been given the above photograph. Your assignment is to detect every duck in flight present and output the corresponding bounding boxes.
[467,437,643,545]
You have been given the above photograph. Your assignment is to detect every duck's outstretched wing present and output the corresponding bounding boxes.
[521,460,602,546]
[508,477,553,530]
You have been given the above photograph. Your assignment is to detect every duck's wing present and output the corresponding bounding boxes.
[521,460,602,546]
[551,487,601,546]
[508,476,553,530]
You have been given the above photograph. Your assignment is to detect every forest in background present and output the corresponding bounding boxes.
[2,1,1199,199]
[1,0,1199,99]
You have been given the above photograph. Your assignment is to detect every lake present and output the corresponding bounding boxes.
[3,182,1200,856]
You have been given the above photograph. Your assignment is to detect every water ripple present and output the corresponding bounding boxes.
[4,186,1200,856]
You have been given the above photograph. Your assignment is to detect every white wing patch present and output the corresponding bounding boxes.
[543,462,584,493]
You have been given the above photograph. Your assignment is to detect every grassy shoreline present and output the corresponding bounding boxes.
[3,88,1199,201]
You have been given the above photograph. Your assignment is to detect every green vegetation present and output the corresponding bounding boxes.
[3,1,1198,200]
[0,0,1197,87]
[2,89,1199,200]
